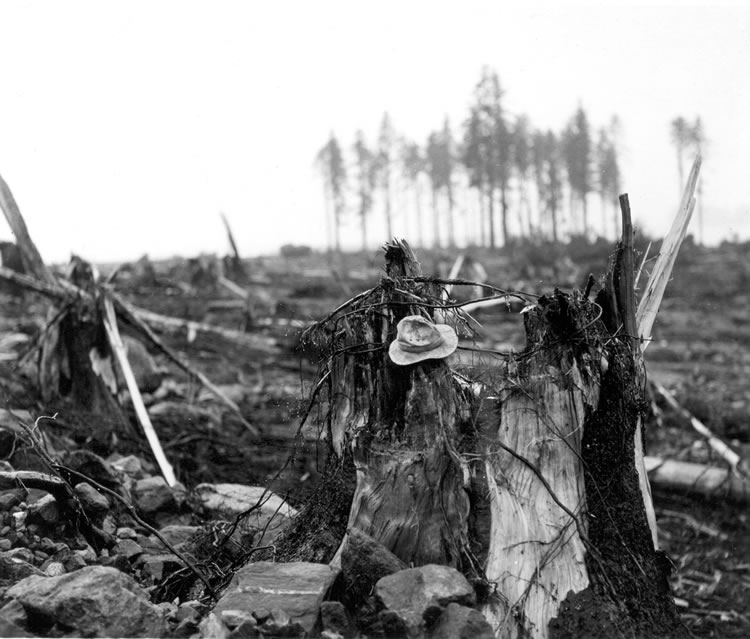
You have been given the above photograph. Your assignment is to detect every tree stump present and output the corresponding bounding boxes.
[274,239,681,638]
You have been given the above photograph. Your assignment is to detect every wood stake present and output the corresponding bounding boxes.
[102,295,177,486]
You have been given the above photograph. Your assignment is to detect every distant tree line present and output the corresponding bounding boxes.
[316,66,704,252]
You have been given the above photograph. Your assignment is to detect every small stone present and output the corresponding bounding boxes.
[320,631,344,639]
[38,537,57,554]
[198,612,230,639]
[320,601,352,637]
[0,488,26,511]
[33,550,49,561]
[101,513,117,535]
[220,609,257,630]
[114,538,143,560]
[117,526,137,539]
[0,525,9,535]
[12,510,27,528]
[26,494,58,525]
[44,561,66,577]
[134,476,177,521]
[176,601,203,623]
[63,553,87,572]
[139,554,184,581]
[158,524,200,548]
[228,619,260,639]
[173,617,200,638]
[429,602,495,639]
[109,454,145,478]
[0,538,11,551]
[100,553,133,573]
[76,545,98,563]
[74,482,111,518]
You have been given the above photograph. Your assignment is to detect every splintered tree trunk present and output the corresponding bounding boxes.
[277,235,680,638]
[328,240,475,569]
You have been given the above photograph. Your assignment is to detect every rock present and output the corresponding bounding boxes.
[194,483,297,545]
[101,512,118,536]
[11,509,27,528]
[25,494,59,526]
[320,600,353,637]
[114,538,143,560]
[220,608,257,629]
[6,565,167,637]
[63,450,121,491]
[116,526,137,539]
[108,454,146,479]
[0,538,11,551]
[228,618,261,639]
[173,617,200,638]
[43,561,66,577]
[4,547,35,563]
[0,598,27,627]
[214,561,339,635]
[375,564,476,636]
[158,523,200,548]
[199,612,230,639]
[341,528,408,604]
[63,553,87,572]
[0,553,45,580]
[429,602,494,639]
[138,553,185,581]
[0,617,33,637]
[134,476,177,522]
[0,488,27,511]
[100,553,133,574]
[73,482,110,519]
[320,631,344,639]
[75,544,98,563]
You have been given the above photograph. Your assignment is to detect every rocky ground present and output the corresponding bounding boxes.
[0,239,747,638]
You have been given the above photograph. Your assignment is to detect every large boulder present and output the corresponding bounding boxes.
[213,561,339,634]
[194,483,297,545]
[6,565,167,637]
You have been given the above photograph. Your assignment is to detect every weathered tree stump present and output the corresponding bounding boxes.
[274,239,681,638]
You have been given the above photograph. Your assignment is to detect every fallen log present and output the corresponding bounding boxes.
[645,456,750,503]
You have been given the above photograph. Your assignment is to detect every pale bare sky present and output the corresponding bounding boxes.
[0,0,748,263]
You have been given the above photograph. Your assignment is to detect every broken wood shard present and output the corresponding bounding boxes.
[102,295,176,486]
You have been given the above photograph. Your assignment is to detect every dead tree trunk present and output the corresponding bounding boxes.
[274,236,681,638]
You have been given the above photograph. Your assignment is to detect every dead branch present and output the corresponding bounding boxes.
[652,381,743,474]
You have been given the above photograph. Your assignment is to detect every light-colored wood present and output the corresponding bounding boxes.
[102,295,176,486]
[644,456,749,502]
[637,155,701,351]
[481,361,595,638]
